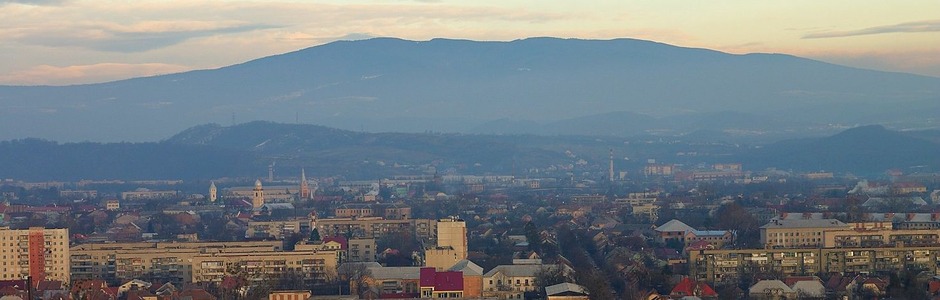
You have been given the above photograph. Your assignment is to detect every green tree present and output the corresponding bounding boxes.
[310,228,321,241]
[523,221,541,252]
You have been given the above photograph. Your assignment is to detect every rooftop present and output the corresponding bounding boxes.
[761,219,847,229]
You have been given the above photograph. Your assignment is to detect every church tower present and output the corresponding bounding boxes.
[252,179,265,209]
[299,169,311,200]
[609,148,615,182]
[209,181,217,202]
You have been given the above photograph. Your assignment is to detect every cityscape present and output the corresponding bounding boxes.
[2,1,940,300]
[2,160,940,299]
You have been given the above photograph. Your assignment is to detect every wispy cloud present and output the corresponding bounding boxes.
[0,0,67,6]
[14,21,278,52]
[808,50,940,78]
[804,19,940,39]
[0,63,192,85]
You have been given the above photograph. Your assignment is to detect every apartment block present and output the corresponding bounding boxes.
[761,218,940,248]
[312,217,436,241]
[689,246,940,284]
[0,227,69,283]
[71,241,283,283]
[246,219,305,239]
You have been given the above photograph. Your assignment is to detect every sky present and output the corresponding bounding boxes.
[1,0,939,85]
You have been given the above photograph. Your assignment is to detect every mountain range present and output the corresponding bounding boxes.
[1,37,938,142]
[2,122,938,181]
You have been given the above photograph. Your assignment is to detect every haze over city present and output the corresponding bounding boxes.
[3,2,940,300]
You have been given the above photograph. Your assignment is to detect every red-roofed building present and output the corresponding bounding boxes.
[70,279,116,300]
[928,278,940,297]
[670,277,717,299]
[685,240,714,251]
[323,236,349,250]
[419,267,464,298]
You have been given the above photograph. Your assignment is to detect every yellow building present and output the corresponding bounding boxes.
[72,240,346,285]
[191,249,340,283]
[435,217,467,260]
[760,219,848,248]
[270,290,312,300]
[252,179,265,210]
[0,227,69,283]
[71,241,283,283]
[246,219,304,239]
[483,264,570,299]
[424,217,467,271]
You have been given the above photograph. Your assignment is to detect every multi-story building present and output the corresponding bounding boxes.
[352,260,481,299]
[425,217,468,271]
[570,195,606,203]
[246,219,305,240]
[334,203,412,220]
[104,199,120,211]
[713,163,742,172]
[191,248,341,283]
[348,238,377,262]
[419,267,464,298]
[269,290,312,300]
[71,241,282,283]
[226,183,295,202]
[483,264,570,299]
[74,240,346,285]
[0,227,69,283]
[59,190,98,199]
[761,218,940,248]
[435,217,466,260]
[614,196,660,221]
[655,219,732,250]
[644,163,674,176]
[121,189,178,200]
[760,219,848,248]
[312,217,436,241]
[689,246,940,284]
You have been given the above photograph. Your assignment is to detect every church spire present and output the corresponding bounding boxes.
[300,169,311,200]
[209,181,217,202]
[252,179,264,210]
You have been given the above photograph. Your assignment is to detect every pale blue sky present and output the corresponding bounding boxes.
[2,0,938,85]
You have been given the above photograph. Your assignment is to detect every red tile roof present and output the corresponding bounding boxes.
[419,267,464,292]
[670,277,717,297]
[323,236,348,250]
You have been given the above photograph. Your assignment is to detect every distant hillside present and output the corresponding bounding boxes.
[2,122,938,181]
[0,139,249,181]
[746,125,940,175]
[2,37,938,142]
[165,121,572,178]
[472,110,827,142]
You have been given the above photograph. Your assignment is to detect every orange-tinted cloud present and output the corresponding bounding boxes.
[804,19,940,39]
[0,63,192,86]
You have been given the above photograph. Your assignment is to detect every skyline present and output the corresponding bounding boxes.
[2,0,939,85]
